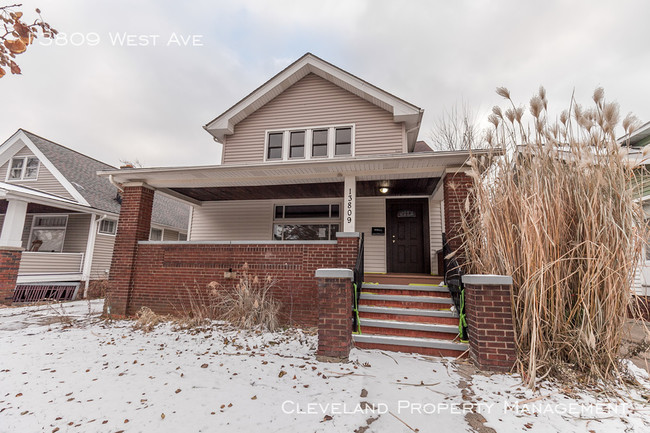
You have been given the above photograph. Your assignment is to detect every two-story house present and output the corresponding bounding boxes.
[94,53,489,356]
[0,129,190,302]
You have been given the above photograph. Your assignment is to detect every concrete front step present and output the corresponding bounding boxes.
[353,334,468,358]
[358,305,459,325]
[361,283,451,298]
[360,318,459,340]
[360,293,453,310]
[363,273,444,285]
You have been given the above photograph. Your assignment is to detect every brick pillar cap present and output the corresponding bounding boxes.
[462,274,513,285]
[315,268,354,279]
[335,232,360,238]
[0,246,24,252]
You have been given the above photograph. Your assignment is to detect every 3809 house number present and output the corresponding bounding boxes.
[346,187,354,223]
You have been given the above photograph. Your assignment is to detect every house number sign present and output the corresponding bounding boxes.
[346,187,354,224]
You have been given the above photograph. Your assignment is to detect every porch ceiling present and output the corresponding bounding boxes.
[171,177,439,201]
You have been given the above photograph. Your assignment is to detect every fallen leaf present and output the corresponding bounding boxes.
[278,370,287,378]
[251,395,257,400]
[161,413,165,419]
[175,389,181,394]
[201,364,208,368]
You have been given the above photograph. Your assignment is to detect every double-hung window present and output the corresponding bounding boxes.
[8,156,40,180]
[98,219,117,235]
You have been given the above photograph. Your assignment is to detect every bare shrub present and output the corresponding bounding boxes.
[215,263,280,331]
[133,306,169,332]
[461,86,645,386]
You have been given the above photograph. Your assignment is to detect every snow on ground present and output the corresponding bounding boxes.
[1,300,649,433]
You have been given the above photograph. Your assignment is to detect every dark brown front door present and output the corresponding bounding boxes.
[386,199,428,274]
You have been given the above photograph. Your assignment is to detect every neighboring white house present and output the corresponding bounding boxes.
[619,121,650,296]
[0,129,190,301]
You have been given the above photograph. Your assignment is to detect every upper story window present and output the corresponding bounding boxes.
[264,125,354,162]
[98,219,117,235]
[8,156,40,181]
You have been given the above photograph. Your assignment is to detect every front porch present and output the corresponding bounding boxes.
[99,151,480,358]
[0,187,107,304]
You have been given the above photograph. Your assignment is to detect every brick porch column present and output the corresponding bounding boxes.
[107,185,154,316]
[0,248,22,305]
[335,232,360,269]
[315,268,353,362]
[462,274,517,372]
[443,171,473,256]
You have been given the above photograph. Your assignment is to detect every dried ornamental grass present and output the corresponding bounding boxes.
[461,86,645,386]
[214,263,280,331]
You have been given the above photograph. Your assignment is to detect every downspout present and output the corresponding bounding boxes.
[81,214,108,298]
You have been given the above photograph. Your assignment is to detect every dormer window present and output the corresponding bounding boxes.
[8,156,40,180]
[264,125,354,162]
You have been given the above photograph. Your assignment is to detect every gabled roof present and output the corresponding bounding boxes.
[0,130,189,230]
[204,53,424,151]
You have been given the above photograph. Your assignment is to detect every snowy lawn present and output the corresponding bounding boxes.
[1,300,649,432]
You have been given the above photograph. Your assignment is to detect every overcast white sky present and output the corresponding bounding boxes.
[2,0,648,167]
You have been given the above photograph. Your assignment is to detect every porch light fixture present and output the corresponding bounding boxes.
[379,187,389,194]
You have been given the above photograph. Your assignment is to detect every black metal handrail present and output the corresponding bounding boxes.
[442,233,468,340]
[352,233,364,332]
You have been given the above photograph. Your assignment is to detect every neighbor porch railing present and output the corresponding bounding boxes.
[352,233,364,332]
[18,252,84,275]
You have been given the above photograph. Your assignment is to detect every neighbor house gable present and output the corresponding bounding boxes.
[0,131,86,203]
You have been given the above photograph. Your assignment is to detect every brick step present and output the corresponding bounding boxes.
[358,305,458,325]
[360,318,459,340]
[359,293,453,310]
[353,334,468,358]
[360,283,451,298]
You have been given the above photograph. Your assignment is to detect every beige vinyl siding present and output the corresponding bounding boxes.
[223,73,404,164]
[18,252,84,274]
[0,146,75,200]
[356,197,386,273]
[429,198,443,275]
[90,233,115,279]
[62,214,91,253]
[190,200,273,240]
[162,229,180,241]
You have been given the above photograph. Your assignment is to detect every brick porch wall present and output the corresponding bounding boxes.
[107,236,359,327]
[443,171,473,256]
[0,248,22,305]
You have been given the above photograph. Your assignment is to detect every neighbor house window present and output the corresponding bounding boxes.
[29,215,68,252]
[265,125,354,161]
[334,127,352,156]
[273,204,340,241]
[8,156,40,180]
[178,233,188,241]
[98,219,117,235]
[267,132,284,160]
[150,228,163,241]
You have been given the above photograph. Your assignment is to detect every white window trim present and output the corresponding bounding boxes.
[97,218,118,236]
[6,156,40,181]
[263,124,355,162]
[27,214,68,252]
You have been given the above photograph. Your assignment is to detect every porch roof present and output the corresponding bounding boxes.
[98,149,491,204]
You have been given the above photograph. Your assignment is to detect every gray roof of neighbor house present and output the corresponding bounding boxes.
[21,130,189,230]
